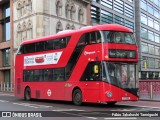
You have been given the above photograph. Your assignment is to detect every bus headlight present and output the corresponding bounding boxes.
[106,92,112,98]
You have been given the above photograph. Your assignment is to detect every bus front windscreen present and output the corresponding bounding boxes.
[102,62,137,89]
[102,31,135,44]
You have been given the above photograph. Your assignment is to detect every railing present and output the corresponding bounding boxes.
[139,80,160,100]
[0,82,14,92]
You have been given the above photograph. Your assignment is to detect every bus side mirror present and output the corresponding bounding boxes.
[94,65,99,74]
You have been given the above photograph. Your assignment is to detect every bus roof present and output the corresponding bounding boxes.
[21,24,133,45]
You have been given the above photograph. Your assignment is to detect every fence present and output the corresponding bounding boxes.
[0,82,14,92]
[139,80,160,100]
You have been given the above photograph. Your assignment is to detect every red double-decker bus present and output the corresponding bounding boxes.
[15,24,139,105]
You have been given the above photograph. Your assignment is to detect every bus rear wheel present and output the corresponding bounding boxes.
[72,89,82,106]
[24,87,31,101]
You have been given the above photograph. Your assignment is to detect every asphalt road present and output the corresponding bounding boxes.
[0,92,160,120]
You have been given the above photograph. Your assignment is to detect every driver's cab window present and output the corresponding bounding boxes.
[114,32,123,43]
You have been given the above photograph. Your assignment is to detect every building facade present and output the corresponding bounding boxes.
[0,0,14,87]
[13,0,90,49]
[135,0,160,80]
[91,0,134,31]
[91,0,160,80]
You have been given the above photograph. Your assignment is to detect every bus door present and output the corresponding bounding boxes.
[81,63,100,102]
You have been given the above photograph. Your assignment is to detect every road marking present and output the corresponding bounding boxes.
[52,110,97,119]
[87,117,97,119]
[13,102,52,108]
[13,103,38,108]
[0,94,14,96]
[104,117,137,120]
[0,100,9,102]
[118,103,160,109]
[52,109,84,111]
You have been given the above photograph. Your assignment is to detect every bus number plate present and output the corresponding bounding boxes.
[122,97,130,100]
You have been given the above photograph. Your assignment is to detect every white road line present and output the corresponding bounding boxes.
[0,94,14,96]
[118,103,160,109]
[104,117,137,120]
[13,102,52,108]
[52,110,97,119]
[87,117,97,119]
[12,103,38,108]
[0,100,9,102]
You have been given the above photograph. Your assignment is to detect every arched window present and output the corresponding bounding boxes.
[78,7,84,23]
[71,25,75,30]
[17,2,22,17]
[70,4,76,20]
[22,22,27,41]
[27,20,33,39]
[22,0,27,15]
[66,24,70,30]
[56,0,63,16]
[56,21,63,33]
[17,24,22,43]
[65,3,70,19]
[26,0,32,13]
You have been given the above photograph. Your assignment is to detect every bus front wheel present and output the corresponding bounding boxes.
[72,89,82,106]
[24,87,31,101]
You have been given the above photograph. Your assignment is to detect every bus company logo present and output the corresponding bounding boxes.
[84,51,96,56]
[24,57,34,65]
[35,56,44,63]
[47,89,52,96]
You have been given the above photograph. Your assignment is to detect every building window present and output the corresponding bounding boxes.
[154,8,159,19]
[78,7,84,23]
[147,4,153,15]
[1,4,10,41]
[141,27,148,39]
[125,20,134,30]
[17,2,22,17]
[148,31,154,41]
[66,23,70,30]
[148,58,155,68]
[154,33,160,43]
[17,24,22,44]
[148,44,155,55]
[101,0,113,9]
[71,25,75,30]
[26,0,32,12]
[27,20,33,39]
[56,21,63,33]
[124,3,134,18]
[141,0,147,11]
[65,3,70,19]
[70,4,76,20]
[56,0,63,16]
[114,15,123,25]
[2,49,10,67]
[101,9,113,24]
[22,22,27,41]
[91,5,100,23]
[141,42,148,53]
[155,46,160,55]
[114,0,124,14]
[4,70,10,84]
[154,21,160,31]
[141,13,147,25]
[148,17,153,28]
